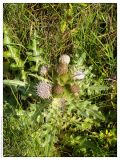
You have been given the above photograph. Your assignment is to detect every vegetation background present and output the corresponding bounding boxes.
[3,3,117,157]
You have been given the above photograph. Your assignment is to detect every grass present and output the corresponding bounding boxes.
[3,3,117,157]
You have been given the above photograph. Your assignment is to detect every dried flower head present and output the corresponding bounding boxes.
[59,54,70,64]
[39,65,49,76]
[36,81,52,99]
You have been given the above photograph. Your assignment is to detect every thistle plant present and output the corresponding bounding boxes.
[37,54,82,106]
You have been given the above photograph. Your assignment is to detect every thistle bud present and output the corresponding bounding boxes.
[59,54,70,64]
[39,65,49,76]
[57,63,68,75]
[53,84,64,95]
[70,84,80,95]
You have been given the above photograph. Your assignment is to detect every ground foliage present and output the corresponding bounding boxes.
[3,3,117,157]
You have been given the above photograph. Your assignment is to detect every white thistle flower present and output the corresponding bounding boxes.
[36,81,52,99]
[59,54,70,64]
[73,70,85,80]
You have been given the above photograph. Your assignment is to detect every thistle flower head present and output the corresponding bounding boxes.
[36,81,52,99]
[39,65,49,76]
[73,70,85,80]
[59,54,70,64]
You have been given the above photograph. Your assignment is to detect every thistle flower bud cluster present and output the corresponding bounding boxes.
[35,54,85,100]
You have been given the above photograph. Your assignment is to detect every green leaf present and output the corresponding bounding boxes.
[78,52,86,66]
[88,84,109,95]
[3,79,27,87]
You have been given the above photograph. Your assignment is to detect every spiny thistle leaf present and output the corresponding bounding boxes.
[3,79,27,87]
